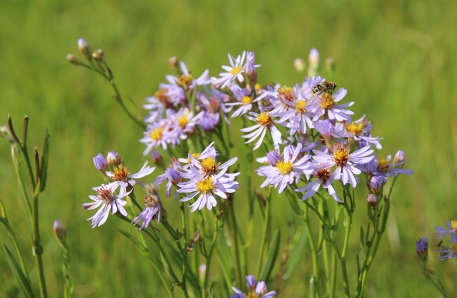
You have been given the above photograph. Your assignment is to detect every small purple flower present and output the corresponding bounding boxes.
[435,221,457,239]
[106,161,155,197]
[82,183,130,228]
[93,153,107,171]
[416,237,428,265]
[295,163,341,202]
[231,275,276,298]
[132,184,164,229]
[212,52,247,88]
[241,111,282,150]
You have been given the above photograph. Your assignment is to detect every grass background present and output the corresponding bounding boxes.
[1,0,456,296]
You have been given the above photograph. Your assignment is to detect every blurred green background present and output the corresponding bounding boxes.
[1,0,456,296]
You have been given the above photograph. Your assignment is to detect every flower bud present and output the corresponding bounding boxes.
[151,150,163,166]
[416,237,428,266]
[169,56,178,70]
[307,48,320,77]
[106,151,122,167]
[367,194,378,207]
[53,220,67,247]
[293,58,305,72]
[78,38,91,60]
[92,49,104,62]
[66,54,80,65]
[93,153,108,171]
[370,175,385,194]
[393,150,405,164]
[325,57,336,74]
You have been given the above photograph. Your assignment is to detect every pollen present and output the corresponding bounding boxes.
[451,220,457,232]
[320,93,335,109]
[242,95,252,106]
[186,153,200,164]
[279,85,295,101]
[333,145,350,166]
[346,122,363,136]
[295,99,308,113]
[178,115,189,128]
[150,127,163,141]
[201,157,217,175]
[177,74,193,89]
[112,165,129,182]
[230,66,243,75]
[276,160,293,174]
[256,112,272,126]
[377,159,390,173]
[197,177,214,194]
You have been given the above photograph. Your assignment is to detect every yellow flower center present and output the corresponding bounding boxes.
[112,165,129,182]
[197,177,214,194]
[246,291,259,298]
[452,221,457,235]
[255,83,261,93]
[279,85,295,101]
[177,74,193,89]
[178,115,189,128]
[346,122,363,136]
[186,153,200,164]
[242,96,252,106]
[150,127,163,141]
[201,157,217,175]
[377,159,390,173]
[256,112,272,126]
[333,145,350,167]
[276,160,293,174]
[320,93,335,109]
[230,66,243,75]
[295,99,308,113]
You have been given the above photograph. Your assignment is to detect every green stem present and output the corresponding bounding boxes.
[32,193,47,298]
[147,255,175,298]
[202,216,223,298]
[340,209,352,298]
[255,191,272,278]
[229,199,243,292]
[303,204,320,297]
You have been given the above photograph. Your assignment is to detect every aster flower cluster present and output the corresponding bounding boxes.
[435,220,457,261]
[83,151,158,228]
[231,275,276,298]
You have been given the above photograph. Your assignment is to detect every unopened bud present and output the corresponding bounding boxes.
[169,56,178,70]
[151,150,163,166]
[294,58,305,72]
[78,38,91,60]
[393,150,405,164]
[416,237,428,266]
[66,54,80,65]
[370,176,385,194]
[325,57,336,74]
[53,220,67,247]
[367,194,378,207]
[92,49,104,62]
[307,48,320,77]
[106,151,122,167]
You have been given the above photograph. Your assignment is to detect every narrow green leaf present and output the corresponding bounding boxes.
[3,244,34,298]
[259,229,280,281]
[0,199,7,220]
[283,228,308,279]
[118,229,149,255]
[287,194,304,216]
[39,129,50,192]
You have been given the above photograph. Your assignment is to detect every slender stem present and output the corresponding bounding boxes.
[255,191,272,278]
[228,199,243,291]
[202,216,223,298]
[340,209,352,298]
[32,193,47,298]
[330,247,337,298]
[147,255,175,298]
[180,204,189,298]
[303,204,320,297]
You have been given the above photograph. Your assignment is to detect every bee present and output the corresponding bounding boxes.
[312,81,337,95]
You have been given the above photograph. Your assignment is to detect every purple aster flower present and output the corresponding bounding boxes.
[295,163,341,202]
[140,120,171,154]
[276,90,316,135]
[106,161,155,197]
[314,88,354,122]
[416,237,429,265]
[166,61,210,90]
[245,51,260,85]
[132,184,164,229]
[155,158,184,197]
[231,275,276,298]
[435,221,457,239]
[241,111,282,150]
[82,183,130,228]
[227,85,262,118]
[344,116,382,149]
[198,111,220,132]
[257,144,311,193]
[143,88,172,123]
[437,236,457,261]
[377,154,413,177]
[212,51,247,88]
[312,144,374,187]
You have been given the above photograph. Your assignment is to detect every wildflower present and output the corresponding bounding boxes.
[245,51,260,85]
[106,161,155,197]
[227,85,261,118]
[213,51,248,88]
[177,143,239,212]
[93,153,108,171]
[435,221,457,239]
[155,158,184,197]
[312,144,374,187]
[140,121,170,153]
[82,183,130,228]
[277,91,316,135]
[344,115,382,149]
[167,61,210,90]
[416,237,428,266]
[257,144,311,193]
[314,87,354,122]
[437,237,457,261]
[231,275,276,298]
[295,163,341,202]
[376,154,413,177]
[241,111,282,150]
[132,184,163,229]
